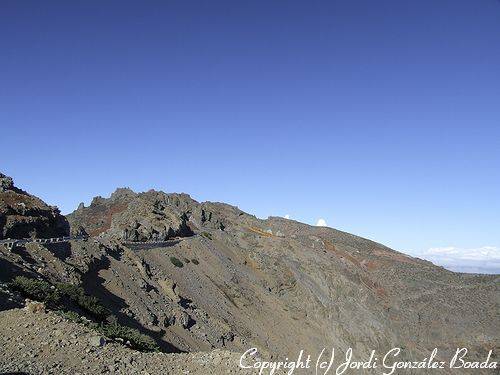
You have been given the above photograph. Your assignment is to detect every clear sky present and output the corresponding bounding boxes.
[1,1,499,273]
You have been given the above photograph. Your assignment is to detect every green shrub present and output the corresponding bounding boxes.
[201,232,213,240]
[11,276,110,320]
[170,256,184,268]
[98,322,159,352]
[191,258,199,265]
[10,276,158,352]
[58,310,84,323]
[56,283,110,320]
[10,276,62,307]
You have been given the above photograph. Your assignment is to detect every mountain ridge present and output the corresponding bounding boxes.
[0,172,498,374]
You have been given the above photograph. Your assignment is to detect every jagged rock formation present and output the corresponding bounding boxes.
[0,174,14,192]
[0,173,69,240]
[0,175,498,374]
[67,188,230,241]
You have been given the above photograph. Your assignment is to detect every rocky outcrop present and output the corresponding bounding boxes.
[0,174,14,192]
[65,189,136,237]
[67,189,196,241]
[112,192,195,241]
[0,173,69,240]
[66,189,240,241]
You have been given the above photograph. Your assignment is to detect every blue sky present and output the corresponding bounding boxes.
[1,1,499,273]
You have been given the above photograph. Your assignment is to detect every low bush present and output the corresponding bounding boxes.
[170,256,184,268]
[201,232,213,240]
[55,282,110,320]
[58,310,84,323]
[10,275,159,352]
[11,276,109,320]
[10,276,61,307]
[98,322,159,352]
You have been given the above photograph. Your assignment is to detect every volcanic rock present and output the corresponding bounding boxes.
[0,172,69,240]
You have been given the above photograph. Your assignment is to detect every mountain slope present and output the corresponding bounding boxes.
[65,185,500,363]
[0,173,498,373]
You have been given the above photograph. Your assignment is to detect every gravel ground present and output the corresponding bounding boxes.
[0,307,257,375]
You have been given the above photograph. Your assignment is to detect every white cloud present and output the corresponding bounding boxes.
[284,214,290,219]
[420,246,500,274]
[316,218,327,227]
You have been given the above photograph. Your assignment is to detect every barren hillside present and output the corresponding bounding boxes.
[0,172,498,374]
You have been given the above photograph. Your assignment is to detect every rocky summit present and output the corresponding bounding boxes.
[0,173,69,240]
[0,172,498,374]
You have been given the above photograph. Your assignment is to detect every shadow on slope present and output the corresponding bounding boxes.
[81,254,183,353]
